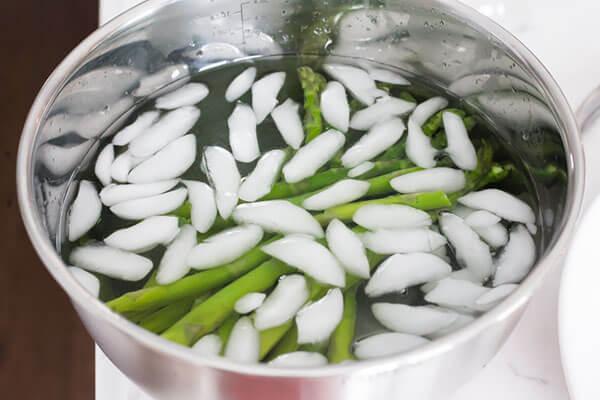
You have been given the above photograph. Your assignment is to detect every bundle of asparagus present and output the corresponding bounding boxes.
[65,62,539,366]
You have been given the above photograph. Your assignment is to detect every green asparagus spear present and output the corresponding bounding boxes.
[431,130,447,150]
[264,251,384,360]
[422,108,466,136]
[142,270,160,289]
[138,298,195,334]
[326,89,414,169]
[262,112,475,206]
[447,141,509,203]
[169,201,193,219]
[161,259,295,346]
[377,140,407,162]
[97,275,116,302]
[259,320,295,359]
[349,98,364,114]
[284,164,420,206]
[315,191,452,225]
[169,204,234,235]
[431,116,477,150]
[261,168,349,200]
[398,91,417,103]
[267,325,299,360]
[479,163,510,186]
[257,277,329,359]
[106,237,281,314]
[256,112,474,203]
[375,81,391,94]
[138,291,214,334]
[365,167,423,197]
[217,313,241,354]
[141,222,236,290]
[124,308,157,324]
[463,116,477,131]
[298,66,327,143]
[327,285,358,363]
[449,139,492,197]
[357,158,415,179]
[376,113,476,156]
[347,250,385,286]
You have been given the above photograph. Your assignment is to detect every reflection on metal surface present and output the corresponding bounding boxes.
[449,72,540,99]
[132,64,189,97]
[54,67,141,113]
[42,97,134,141]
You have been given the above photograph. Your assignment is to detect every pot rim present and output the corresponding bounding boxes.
[16,0,584,378]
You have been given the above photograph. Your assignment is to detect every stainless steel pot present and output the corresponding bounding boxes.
[16,1,587,399]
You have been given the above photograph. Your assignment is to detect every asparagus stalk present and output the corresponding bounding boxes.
[292,122,485,224]
[254,112,475,204]
[124,308,157,324]
[377,140,407,162]
[327,285,358,363]
[298,66,327,143]
[349,98,364,114]
[258,277,330,359]
[259,320,295,359]
[268,112,477,207]
[142,270,160,289]
[398,91,418,103]
[315,191,452,225]
[282,333,330,357]
[265,251,384,360]
[170,201,193,219]
[106,237,280,314]
[365,167,423,197]
[96,279,117,305]
[138,297,195,334]
[378,114,475,158]
[447,139,500,202]
[431,116,477,150]
[161,259,295,346]
[264,159,414,204]
[348,250,385,286]
[422,108,466,136]
[141,222,235,290]
[284,164,420,206]
[261,168,349,200]
[431,130,446,150]
[267,325,299,360]
[358,158,415,179]
[375,81,392,94]
[217,313,240,354]
[138,291,214,334]
[170,203,234,235]
[112,130,474,325]
[463,116,477,132]
[110,161,426,318]
[269,332,330,360]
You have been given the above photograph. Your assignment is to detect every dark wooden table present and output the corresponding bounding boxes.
[0,2,98,398]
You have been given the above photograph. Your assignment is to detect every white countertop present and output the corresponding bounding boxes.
[96,1,600,398]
